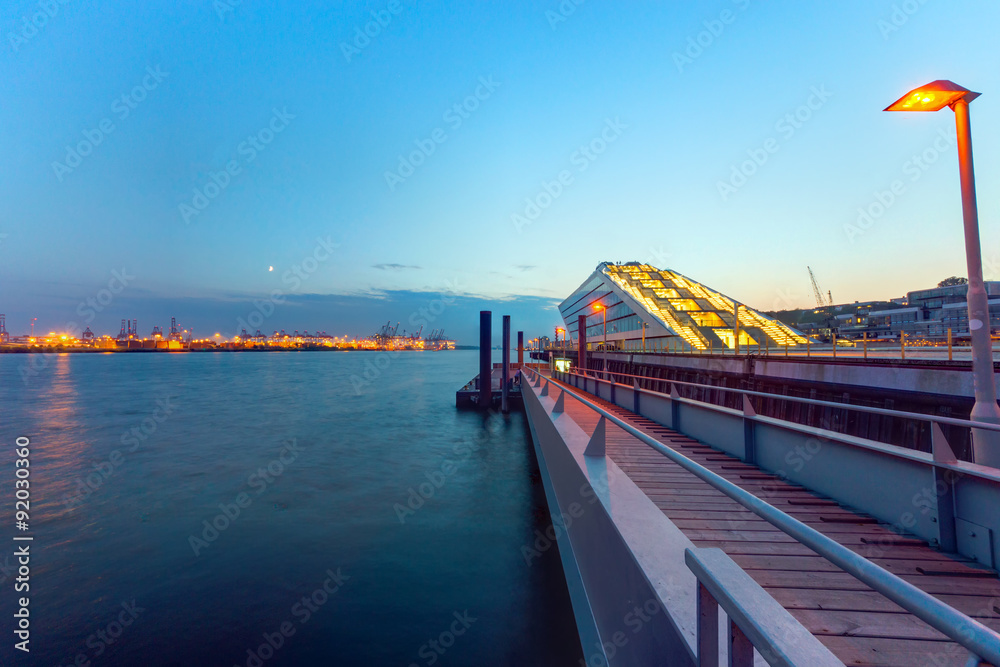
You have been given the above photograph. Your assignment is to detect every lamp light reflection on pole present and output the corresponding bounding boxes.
[886,80,1000,467]
[594,303,607,348]
[595,303,608,379]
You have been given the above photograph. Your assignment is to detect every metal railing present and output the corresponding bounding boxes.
[685,547,841,667]
[539,340,997,362]
[521,367,1000,666]
[564,366,1000,442]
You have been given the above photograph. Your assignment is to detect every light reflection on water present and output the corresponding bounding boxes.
[0,351,581,666]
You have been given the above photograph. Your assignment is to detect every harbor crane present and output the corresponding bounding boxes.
[808,266,833,307]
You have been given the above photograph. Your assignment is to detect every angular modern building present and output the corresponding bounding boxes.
[559,262,810,352]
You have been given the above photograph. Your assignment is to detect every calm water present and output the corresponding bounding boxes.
[0,351,581,666]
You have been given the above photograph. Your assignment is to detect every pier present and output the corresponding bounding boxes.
[520,366,1000,665]
[451,263,1000,664]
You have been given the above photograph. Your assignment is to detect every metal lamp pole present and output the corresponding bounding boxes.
[602,306,607,378]
[886,81,1000,466]
[954,98,1000,464]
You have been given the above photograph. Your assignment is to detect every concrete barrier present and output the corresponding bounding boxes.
[522,374,698,667]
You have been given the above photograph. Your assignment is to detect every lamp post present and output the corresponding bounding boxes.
[594,303,607,348]
[886,80,1000,466]
[595,303,607,378]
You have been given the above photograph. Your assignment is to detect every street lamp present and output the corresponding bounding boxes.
[595,303,608,378]
[886,80,1000,466]
[594,303,607,349]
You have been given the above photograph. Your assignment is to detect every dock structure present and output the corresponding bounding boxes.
[456,311,534,410]
[521,367,1000,666]
[456,364,526,410]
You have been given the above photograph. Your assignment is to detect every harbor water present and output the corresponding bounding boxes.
[0,350,582,666]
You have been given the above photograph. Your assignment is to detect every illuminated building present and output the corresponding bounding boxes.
[559,262,809,352]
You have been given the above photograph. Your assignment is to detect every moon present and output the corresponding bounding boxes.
[268,266,274,272]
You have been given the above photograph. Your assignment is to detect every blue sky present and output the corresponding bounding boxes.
[2,1,999,342]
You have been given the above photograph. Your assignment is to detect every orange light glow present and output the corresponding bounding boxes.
[594,304,604,311]
[885,80,979,112]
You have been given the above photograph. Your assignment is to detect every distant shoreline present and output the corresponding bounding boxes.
[0,345,480,354]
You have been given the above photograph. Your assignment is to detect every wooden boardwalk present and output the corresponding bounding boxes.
[543,374,1000,667]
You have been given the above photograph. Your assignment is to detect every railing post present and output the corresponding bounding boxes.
[697,582,719,667]
[932,423,959,553]
[584,416,606,457]
[729,621,755,667]
[670,383,681,431]
[633,379,640,414]
[743,395,757,465]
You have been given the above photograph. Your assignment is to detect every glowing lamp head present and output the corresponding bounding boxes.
[885,80,980,112]
[594,303,604,311]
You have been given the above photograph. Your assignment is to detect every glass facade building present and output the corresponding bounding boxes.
[558,262,809,352]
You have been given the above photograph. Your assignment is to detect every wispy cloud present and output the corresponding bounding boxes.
[373,263,422,271]
[515,265,536,272]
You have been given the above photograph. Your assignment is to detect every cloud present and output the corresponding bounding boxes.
[372,263,422,271]
[515,265,536,272]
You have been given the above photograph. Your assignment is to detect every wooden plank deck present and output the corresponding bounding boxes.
[541,374,1000,667]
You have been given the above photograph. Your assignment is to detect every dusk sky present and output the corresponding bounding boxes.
[3,1,999,343]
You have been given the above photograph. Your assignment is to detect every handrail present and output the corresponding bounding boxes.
[563,367,1000,435]
[685,547,843,667]
[521,368,1000,665]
